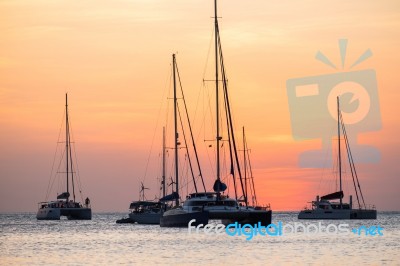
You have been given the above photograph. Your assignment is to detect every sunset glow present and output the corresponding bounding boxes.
[1,0,399,212]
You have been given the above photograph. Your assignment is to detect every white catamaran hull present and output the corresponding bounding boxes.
[36,208,61,220]
[298,209,377,219]
[298,209,351,219]
[37,208,92,220]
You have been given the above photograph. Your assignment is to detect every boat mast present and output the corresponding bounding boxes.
[337,96,342,208]
[243,127,248,205]
[173,54,179,207]
[162,126,166,198]
[213,0,248,206]
[65,93,69,202]
[68,119,76,202]
[242,127,258,206]
[214,0,221,198]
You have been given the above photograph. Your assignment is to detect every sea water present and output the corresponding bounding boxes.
[1,212,399,265]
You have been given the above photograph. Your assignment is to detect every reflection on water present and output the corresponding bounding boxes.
[1,212,399,265]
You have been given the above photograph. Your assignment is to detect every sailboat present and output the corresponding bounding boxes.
[241,127,270,211]
[298,96,377,219]
[159,54,210,227]
[127,128,168,224]
[180,0,272,226]
[37,94,92,220]
[127,184,164,224]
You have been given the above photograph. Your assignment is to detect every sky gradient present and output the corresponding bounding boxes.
[1,0,399,212]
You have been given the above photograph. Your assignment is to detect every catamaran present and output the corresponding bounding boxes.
[179,0,272,226]
[298,96,377,219]
[159,54,209,227]
[116,121,171,224]
[127,131,169,225]
[128,200,164,224]
[37,94,91,220]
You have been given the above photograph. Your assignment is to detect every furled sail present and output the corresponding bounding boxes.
[321,191,343,200]
[57,192,70,199]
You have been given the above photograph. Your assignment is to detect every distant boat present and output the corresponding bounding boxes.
[127,183,163,224]
[298,96,377,220]
[159,54,209,227]
[37,94,91,220]
[180,0,272,226]
[128,200,164,224]
[125,126,174,224]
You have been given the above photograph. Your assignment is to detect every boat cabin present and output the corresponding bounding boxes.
[312,200,351,210]
[183,192,239,212]
[38,200,82,209]
[129,201,163,214]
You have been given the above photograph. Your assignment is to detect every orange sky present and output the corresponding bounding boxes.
[1,0,399,212]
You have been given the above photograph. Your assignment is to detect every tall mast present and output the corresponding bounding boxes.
[69,121,76,202]
[337,96,342,208]
[65,93,69,201]
[162,126,166,198]
[214,0,221,192]
[243,127,248,205]
[173,54,179,207]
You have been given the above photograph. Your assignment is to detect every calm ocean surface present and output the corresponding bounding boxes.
[1,212,399,265]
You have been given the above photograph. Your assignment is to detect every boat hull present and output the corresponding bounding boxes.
[129,212,161,224]
[37,208,92,220]
[298,209,376,219]
[62,208,92,220]
[160,210,209,227]
[36,208,61,220]
[214,210,272,226]
[116,217,134,224]
[350,209,377,219]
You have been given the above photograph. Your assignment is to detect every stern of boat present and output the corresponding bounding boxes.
[36,208,61,220]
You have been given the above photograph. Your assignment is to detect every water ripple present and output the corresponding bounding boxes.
[0,212,399,265]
